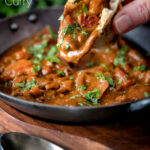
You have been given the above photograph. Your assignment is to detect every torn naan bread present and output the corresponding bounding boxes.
[57,0,123,63]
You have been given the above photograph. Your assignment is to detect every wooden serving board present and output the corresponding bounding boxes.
[1,100,150,150]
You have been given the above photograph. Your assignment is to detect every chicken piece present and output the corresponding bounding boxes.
[14,48,30,60]
[75,70,109,98]
[0,59,35,81]
[114,68,133,89]
[57,80,73,93]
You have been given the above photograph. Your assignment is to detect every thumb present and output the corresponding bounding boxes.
[113,0,150,34]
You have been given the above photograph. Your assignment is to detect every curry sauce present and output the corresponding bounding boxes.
[57,0,111,63]
[0,26,150,107]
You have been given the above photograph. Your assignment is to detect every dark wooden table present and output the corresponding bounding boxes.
[0,100,150,150]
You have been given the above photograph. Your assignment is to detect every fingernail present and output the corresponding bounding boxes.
[114,15,133,34]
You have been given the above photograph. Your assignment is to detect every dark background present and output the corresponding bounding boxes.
[0,0,66,18]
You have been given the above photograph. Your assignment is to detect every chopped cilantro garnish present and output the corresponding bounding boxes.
[95,73,115,87]
[70,95,82,99]
[81,30,88,36]
[25,78,36,90]
[101,64,110,71]
[133,65,146,72]
[58,14,64,21]
[65,44,70,50]
[16,78,36,90]
[105,48,110,53]
[57,70,65,77]
[31,59,41,65]
[78,71,83,75]
[105,77,115,87]
[82,4,87,14]
[114,45,128,67]
[61,24,81,39]
[118,79,123,85]
[56,39,63,47]
[47,46,61,64]
[83,89,100,105]
[47,26,57,39]
[28,40,48,61]
[78,103,84,106]
[95,73,105,80]
[32,67,36,73]
[68,24,80,35]
[32,65,41,73]
[48,57,61,64]
[73,32,76,39]
[143,92,149,98]
[70,77,75,81]
[47,46,58,57]
[78,84,87,91]
[16,81,26,88]
[62,25,69,35]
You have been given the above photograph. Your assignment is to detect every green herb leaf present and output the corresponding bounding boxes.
[114,45,128,67]
[101,64,110,71]
[28,40,48,61]
[133,65,146,72]
[95,73,105,80]
[83,89,100,105]
[70,77,75,81]
[105,77,115,87]
[56,39,64,47]
[58,14,64,21]
[65,44,70,50]
[48,57,61,64]
[16,81,26,88]
[81,30,88,36]
[143,92,149,98]
[32,65,41,73]
[62,25,69,35]
[78,84,87,91]
[78,103,84,106]
[105,48,110,53]
[47,46,61,64]
[16,78,36,90]
[57,70,65,77]
[46,26,57,39]
[25,78,36,90]
[118,79,123,85]
[31,59,41,65]
[82,4,87,14]
[70,95,82,99]
[95,73,115,87]
[78,71,83,76]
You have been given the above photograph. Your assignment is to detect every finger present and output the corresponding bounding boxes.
[113,0,150,34]
[123,0,134,5]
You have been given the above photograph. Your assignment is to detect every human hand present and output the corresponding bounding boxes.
[113,0,150,34]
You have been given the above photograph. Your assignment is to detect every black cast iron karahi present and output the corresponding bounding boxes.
[0,7,150,123]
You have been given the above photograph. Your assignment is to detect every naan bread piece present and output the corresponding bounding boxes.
[57,0,122,63]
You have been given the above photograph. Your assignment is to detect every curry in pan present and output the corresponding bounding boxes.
[0,26,150,107]
[0,0,150,107]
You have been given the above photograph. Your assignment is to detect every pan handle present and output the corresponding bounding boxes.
[128,98,150,112]
[0,134,3,150]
